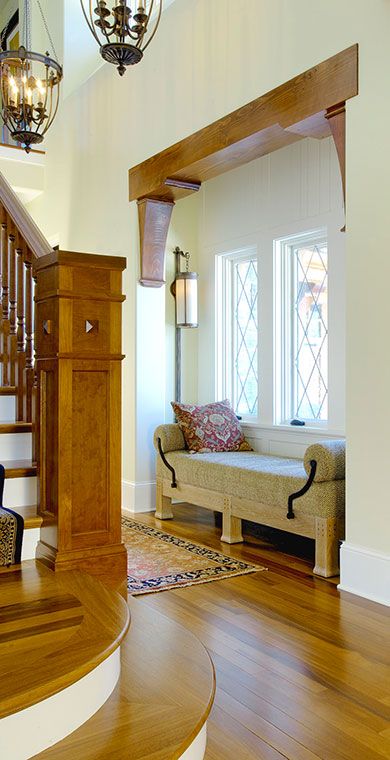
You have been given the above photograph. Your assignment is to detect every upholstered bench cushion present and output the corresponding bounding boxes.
[157,449,345,520]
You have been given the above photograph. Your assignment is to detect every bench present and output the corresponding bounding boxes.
[153,424,345,577]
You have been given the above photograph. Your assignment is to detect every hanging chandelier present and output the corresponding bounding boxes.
[80,1,162,76]
[0,1,63,153]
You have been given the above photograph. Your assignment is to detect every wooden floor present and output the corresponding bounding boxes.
[137,504,390,760]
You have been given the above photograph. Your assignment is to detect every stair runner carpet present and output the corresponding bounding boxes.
[0,464,24,566]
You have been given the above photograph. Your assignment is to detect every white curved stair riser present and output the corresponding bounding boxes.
[0,649,120,760]
[179,724,207,760]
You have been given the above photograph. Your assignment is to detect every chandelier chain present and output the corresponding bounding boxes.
[22,0,32,51]
[36,0,59,62]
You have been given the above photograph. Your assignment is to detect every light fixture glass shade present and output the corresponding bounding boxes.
[80,0,163,76]
[175,272,198,328]
[0,46,62,152]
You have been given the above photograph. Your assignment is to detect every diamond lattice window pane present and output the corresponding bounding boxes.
[233,259,258,416]
[293,243,328,421]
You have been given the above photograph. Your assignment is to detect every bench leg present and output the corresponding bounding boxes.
[221,498,243,544]
[313,517,339,577]
[155,479,173,520]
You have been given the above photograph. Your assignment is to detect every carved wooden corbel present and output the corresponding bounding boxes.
[325,102,346,211]
[137,198,175,287]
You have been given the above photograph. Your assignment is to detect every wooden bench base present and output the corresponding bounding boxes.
[156,477,344,578]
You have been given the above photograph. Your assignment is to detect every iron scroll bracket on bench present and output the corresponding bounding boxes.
[157,437,178,489]
[287,459,317,519]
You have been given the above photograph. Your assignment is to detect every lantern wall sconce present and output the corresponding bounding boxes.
[170,246,198,402]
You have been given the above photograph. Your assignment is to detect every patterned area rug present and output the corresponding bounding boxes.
[123,517,264,595]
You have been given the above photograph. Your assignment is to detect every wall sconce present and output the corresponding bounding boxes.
[171,247,199,401]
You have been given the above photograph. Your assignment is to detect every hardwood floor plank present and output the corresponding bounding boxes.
[136,505,390,760]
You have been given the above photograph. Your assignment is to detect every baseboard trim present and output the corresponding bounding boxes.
[122,479,156,515]
[339,542,390,607]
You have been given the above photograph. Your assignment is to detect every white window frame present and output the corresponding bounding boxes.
[274,228,329,428]
[216,246,259,420]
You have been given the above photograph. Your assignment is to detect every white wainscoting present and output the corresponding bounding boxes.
[241,423,344,459]
[122,479,156,514]
[339,543,390,607]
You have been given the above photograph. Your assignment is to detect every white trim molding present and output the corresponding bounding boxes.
[122,480,156,514]
[339,543,390,607]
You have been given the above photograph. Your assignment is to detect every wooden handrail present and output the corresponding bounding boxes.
[0,172,52,260]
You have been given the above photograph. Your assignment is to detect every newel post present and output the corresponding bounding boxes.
[34,251,127,586]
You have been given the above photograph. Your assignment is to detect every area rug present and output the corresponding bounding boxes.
[122,516,265,595]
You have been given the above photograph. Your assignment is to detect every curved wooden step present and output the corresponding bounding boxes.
[0,387,16,396]
[2,459,36,478]
[34,585,215,759]
[11,504,42,529]
[0,561,130,722]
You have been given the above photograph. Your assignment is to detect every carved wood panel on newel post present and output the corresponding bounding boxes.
[34,250,127,589]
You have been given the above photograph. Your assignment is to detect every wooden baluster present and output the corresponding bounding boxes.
[0,204,3,295]
[16,234,26,421]
[16,234,25,353]
[24,257,33,422]
[1,210,9,320]
[31,272,38,465]
[1,209,10,386]
[8,223,17,386]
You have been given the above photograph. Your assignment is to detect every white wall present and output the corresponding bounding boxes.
[196,135,346,457]
[20,0,390,603]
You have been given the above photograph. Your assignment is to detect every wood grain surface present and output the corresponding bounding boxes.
[138,504,390,760]
[0,561,129,720]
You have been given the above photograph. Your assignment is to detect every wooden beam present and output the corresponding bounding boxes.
[129,45,358,203]
[130,45,358,286]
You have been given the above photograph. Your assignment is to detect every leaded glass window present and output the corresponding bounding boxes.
[291,240,328,421]
[216,249,259,419]
[233,258,258,416]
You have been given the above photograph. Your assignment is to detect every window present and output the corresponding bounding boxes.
[216,228,344,432]
[275,231,328,426]
[216,249,258,418]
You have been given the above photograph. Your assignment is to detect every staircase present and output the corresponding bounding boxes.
[0,171,52,566]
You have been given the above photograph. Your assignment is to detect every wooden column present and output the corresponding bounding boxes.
[34,251,127,585]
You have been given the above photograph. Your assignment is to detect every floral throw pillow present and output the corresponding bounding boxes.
[171,399,252,453]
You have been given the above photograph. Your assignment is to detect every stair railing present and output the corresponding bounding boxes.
[0,171,53,427]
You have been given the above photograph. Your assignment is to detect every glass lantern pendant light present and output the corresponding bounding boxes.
[0,0,63,153]
[80,0,162,76]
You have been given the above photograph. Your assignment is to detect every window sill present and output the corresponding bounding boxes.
[240,421,345,439]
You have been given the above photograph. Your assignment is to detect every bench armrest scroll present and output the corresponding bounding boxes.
[153,424,186,454]
[304,440,345,482]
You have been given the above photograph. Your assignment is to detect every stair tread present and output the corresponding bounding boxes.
[0,422,32,434]
[2,460,36,478]
[6,504,42,529]
[0,386,16,396]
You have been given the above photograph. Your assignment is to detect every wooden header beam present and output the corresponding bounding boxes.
[129,45,358,286]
